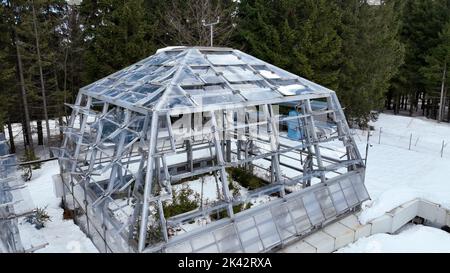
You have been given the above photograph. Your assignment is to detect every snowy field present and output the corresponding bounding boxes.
[12,113,450,253]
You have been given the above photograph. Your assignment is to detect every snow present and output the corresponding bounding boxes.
[337,224,450,253]
[18,160,98,253]
[355,114,450,224]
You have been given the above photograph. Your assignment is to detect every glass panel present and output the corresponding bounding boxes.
[253,211,280,249]
[191,67,224,84]
[205,53,245,65]
[104,88,123,98]
[315,188,337,219]
[240,89,282,101]
[177,67,204,86]
[185,50,209,65]
[236,218,264,252]
[328,183,348,213]
[125,72,148,83]
[340,179,359,207]
[277,83,308,96]
[286,199,311,234]
[166,96,193,108]
[234,51,265,65]
[194,93,244,106]
[120,92,146,103]
[302,192,324,225]
[216,66,262,82]
[131,84,161,94]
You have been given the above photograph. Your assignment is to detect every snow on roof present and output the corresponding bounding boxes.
[81,46,333,113]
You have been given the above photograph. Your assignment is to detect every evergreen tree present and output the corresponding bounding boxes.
[337,0,404,127]
[80,0,160,83]
[234,0,342,90]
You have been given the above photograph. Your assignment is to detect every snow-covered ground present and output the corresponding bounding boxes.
[18,160,98,253]
[12,113,450,252]
[354,114,450,224]
[338,224,450,253]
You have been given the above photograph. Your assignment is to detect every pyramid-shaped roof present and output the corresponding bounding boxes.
[81,46,334,114]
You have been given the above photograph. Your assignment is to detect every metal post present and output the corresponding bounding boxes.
[138,113,159,252]
[202,17,220,47]
[441,140,445,158]
[378,127,382,144]
[409,133,412,150]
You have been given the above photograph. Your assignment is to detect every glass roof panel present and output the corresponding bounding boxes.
[205,53,245,65]
[121,92,146,103]
[216,66,262,82]
[132,84,161,94]
[240,89,282,101]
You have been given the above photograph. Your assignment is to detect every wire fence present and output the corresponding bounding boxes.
[352,127,449,159]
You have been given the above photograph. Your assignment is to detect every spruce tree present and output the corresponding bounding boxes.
[337,0,404,127]
[80,0,160,83]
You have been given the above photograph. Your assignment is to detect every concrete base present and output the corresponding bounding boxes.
[339,214,371,240]
[278,198,450,253]
[323,223,355,249]
[303,231,335,253]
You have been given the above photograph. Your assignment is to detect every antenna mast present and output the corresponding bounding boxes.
[202,17,220,47]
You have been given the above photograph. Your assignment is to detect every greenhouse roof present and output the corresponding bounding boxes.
[80,46,334,114]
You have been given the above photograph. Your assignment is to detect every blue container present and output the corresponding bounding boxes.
[287,110,304,140]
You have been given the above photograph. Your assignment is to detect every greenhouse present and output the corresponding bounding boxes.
[54,46,369,253]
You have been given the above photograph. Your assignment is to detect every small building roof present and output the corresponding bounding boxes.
[81,46,334,114]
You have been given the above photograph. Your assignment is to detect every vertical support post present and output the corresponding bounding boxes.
[304,99,326,184]
[441,140,445,158]
[409,133,413,150]
[378,127,382,144]
[138,113,159,252]
[210,111,234,218]
[263,104,284,196]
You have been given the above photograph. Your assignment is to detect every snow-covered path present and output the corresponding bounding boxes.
[19,160,98,253]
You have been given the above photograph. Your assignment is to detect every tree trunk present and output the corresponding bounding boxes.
[7,118,15,153]
[37,120,43,145]
[31,1,51,154]
[438,63,447,122]
[15,33,34,151]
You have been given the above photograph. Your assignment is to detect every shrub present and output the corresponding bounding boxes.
[226,167,266,190]
[26,206,51,229]
[163,185,199,218]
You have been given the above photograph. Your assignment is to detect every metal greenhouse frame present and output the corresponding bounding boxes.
[54,46,369,253]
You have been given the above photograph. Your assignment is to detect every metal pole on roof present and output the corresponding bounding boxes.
[202,17,220,47]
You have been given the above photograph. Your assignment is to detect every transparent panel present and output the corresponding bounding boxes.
[240,89,283,101]
[271,203,296,241]
[131,84,161,95]
[177,67,204,86]
[350,174,370,202]
[302,192,324,225]
[236,218,264,252]
[191,233,219,252]
[120,92,146,103]
[286,199,311,234]
[213,224,242,252]
[165,241,193,253]
[185,50,209,65]
[340,179,359,207]
[205,53,245,65]
[315,188,337,219]
[327,183,348,213]
[191,67,224,84]
[253,211,280,249]
[216,66,262,82]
